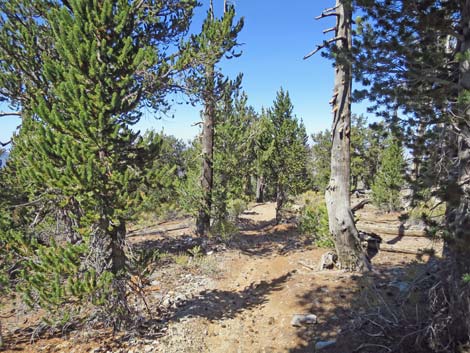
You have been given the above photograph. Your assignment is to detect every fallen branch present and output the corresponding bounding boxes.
[378,244,425,255]
[298,260,316,271]
[351,199,371,213]
[353,343,392,352]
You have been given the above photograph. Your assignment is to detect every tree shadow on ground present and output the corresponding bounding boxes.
[165,271,294,323]
[131,232,204,256]
[226,219,311,257]
[129,217,310,259]
[288,257,438,353]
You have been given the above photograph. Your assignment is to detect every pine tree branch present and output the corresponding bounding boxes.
[315,6,339,20]
[304,37,346,60]
[323,27,336,34]
[0,140,11,147]
[0,112,21,117]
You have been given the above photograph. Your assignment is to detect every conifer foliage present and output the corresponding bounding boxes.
[179,1,244,235]
[267,89,310,223]
[371,137,405,211]
[0,0,196,328]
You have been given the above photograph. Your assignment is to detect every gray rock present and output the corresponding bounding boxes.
[291,314,317,327]
[144,344,155,352]
[315,340,336,350]
[162,297,173,307]
[389,280,410,293]
[318,251,338,270]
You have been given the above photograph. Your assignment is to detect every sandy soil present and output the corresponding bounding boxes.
[0,202,438,353]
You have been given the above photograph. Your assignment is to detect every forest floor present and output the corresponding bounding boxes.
[0,202,443,353]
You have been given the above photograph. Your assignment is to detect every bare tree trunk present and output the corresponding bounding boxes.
[110,219,126,275]
[275,183,284,224]
[324,0,370,271]
[88,216,129,329]
[256,175,265,203]
[0,319,3,349]
[441,0,470,345]
[196,64,215,236]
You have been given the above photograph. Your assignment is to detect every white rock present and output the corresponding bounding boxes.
[291,314,317,326]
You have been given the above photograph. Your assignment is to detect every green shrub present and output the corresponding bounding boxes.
[210,219,239,241]
[297,192,334,248]
[227,198,248,221]
[408,200,446,223]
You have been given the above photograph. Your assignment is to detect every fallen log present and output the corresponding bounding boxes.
[376,244,434,255]
[357,223,427,237]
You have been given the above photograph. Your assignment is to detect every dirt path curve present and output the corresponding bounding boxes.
[157,203,364,353]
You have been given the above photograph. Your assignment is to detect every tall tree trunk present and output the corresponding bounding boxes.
[441,0,470,345]
[256,175,265,203]
[0,320,3,349]
[109,218,128,330]
[275,183,284,224]
[196,64,215,236]
[324,0,370,271]
[89,216,129,329]
[110,219,126,275]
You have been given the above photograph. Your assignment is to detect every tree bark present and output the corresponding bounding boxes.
[256,175,265,203]
[275,183,284,224]
[196,64,215,236]
[0,319,3,349]
[110,219,126,275]
[324,0,370,271]
[441,0,470,345]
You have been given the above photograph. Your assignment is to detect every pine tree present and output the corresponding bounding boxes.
[253,108,275,203]
[353,0,470,346]
[267,88,309,223]
[310,115,387,192]
[213,89,257,222]
[308,0,370,271]
[178,0,244,235]
[0,0,196,328]
[371,137,405,211]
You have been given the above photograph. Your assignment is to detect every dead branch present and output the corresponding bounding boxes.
[315,5,339,20]
[304,37,346,59]
[298,260,316,271]
[0,112,21,117]
[323,26,336,34]
[353,343,392,352]
[0,140,11,147]
[351,199,371,213]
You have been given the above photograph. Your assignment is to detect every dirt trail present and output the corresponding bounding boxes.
[1,202,437,353]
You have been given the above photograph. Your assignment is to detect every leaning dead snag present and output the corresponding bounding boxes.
[305,0,370,271]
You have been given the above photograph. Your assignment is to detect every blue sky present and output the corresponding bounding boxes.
[0,1,371,145]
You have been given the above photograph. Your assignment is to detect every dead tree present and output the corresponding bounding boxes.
[305,1,370,271]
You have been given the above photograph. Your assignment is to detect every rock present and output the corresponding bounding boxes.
[389,280,410,293]
[162,297,172,307]
[291,314,317,327]
[315,340,336,350]
[144,344,155,352]
[318,251,338,270]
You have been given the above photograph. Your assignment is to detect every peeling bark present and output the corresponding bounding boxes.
[324,0,370,271]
